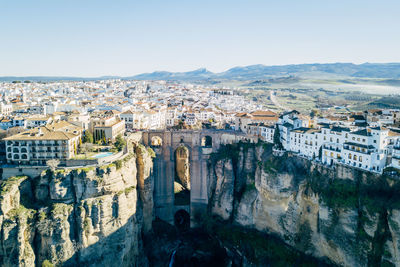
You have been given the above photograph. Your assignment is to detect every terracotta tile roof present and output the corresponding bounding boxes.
[4,121,82,141]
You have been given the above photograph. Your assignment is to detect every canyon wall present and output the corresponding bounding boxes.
[3,139,400,267]
[0,147,154,267]
[208,142,400,267]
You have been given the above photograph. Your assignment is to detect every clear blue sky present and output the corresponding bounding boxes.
[1,0,399,76]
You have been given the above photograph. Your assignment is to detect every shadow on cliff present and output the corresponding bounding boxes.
[61,207,146,267]
[29,173,148,267]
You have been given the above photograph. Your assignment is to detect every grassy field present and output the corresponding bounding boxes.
[209,76,400,114]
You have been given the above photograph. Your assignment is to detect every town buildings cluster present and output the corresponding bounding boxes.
[0,79,399,175]
[250,109,400,174]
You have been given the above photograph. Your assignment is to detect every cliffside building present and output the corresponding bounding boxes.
[4,121,82,165]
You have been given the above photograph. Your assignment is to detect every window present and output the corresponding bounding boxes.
[348,153,352,159]
[359,156,362,162]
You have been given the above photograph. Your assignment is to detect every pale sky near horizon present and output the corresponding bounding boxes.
[1,0,399,76]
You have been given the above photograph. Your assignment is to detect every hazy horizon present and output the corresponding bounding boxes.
[1,0,399,76]
[1,62,400,78]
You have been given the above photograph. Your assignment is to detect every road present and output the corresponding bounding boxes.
[270,90,289,111]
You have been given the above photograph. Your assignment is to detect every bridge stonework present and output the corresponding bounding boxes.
[142,129,252,226]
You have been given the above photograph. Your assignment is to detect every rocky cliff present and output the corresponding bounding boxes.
[0,146,154,267]
[208,142,400,267]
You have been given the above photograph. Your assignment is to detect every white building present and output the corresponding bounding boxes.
[321,127,397,173]
[0,102,13,115]
[260,125,275,143]
[391,139,400,170]
[290,128,320,158]
[4,121,82,166]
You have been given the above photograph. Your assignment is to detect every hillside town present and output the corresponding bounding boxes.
[0,79,399,175]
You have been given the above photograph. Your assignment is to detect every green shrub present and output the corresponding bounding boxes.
[115,160,122,170]
[245,182,256,192]
[114,134,126,151]
[42,260,54,267]
[147,147,156,158]
[38,211,47,221]
[124,186,136,195]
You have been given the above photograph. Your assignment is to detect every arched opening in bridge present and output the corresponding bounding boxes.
[201,136,212,147]
[174,209,190,231]
[151,136,162,147]
[174,145,190,206]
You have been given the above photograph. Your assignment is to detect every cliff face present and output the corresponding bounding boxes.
[208,143,400,267]
[0,148,154,267]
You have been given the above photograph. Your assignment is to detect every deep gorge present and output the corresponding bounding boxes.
[1,141,400,266]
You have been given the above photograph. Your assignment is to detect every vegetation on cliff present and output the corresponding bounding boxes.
[208,141,400,267]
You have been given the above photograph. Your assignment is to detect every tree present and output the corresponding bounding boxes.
[82,131,94,143]
[310,109,319,118]
[46,159,60,172]
[318,146,323,160]
[273,124,283,149]
[177,120,184,129]
[81,143,94,155]
[114,134,126,152]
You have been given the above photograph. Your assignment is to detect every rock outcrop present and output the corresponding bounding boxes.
[208,142,400,267]
[0,147,154,267]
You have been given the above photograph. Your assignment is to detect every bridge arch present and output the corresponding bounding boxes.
[147,129,256,226]
[151,136,163,147]
[174,145,191,205]
[174,209,190,231]
[201,135,212,147]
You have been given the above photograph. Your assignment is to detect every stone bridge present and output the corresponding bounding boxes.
[142,129,253,225]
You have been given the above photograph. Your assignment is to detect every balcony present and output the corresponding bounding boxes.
[323,145,341,152]
[343,145,373,155]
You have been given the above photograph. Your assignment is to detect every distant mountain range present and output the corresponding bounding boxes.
[2,63,400,82]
